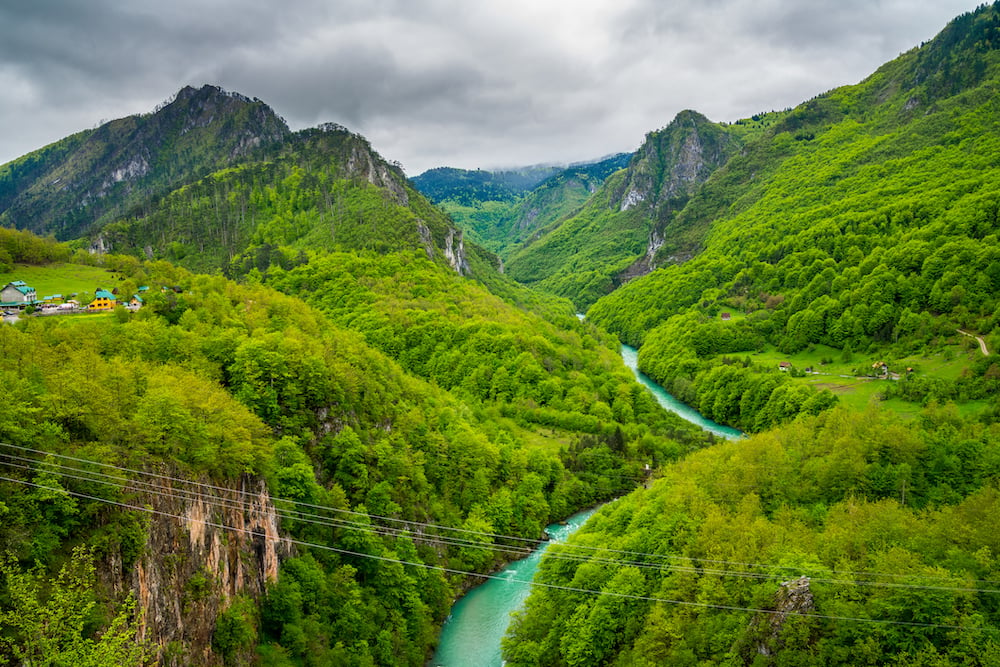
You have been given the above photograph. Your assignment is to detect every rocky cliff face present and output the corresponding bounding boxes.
[444,228,471,275]
[739,576,817,659]
[102,473,290,666]
[614,110,739,281]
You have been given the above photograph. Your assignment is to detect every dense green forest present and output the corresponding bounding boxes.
[0,227,703,664]
[503,405,1000,665]
[268,250,702,450]
[411,155,632,255]
[4,4,1000,664]
[578,4,1000,432]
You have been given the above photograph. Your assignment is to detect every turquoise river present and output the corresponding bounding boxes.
[430,343,742,666]
[620,344,743,440]
[430,506,599,666]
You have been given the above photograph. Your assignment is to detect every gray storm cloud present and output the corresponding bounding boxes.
[0,0,983,174]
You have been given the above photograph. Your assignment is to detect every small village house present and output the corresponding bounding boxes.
[1,280,37,309]
[88,289,117,311]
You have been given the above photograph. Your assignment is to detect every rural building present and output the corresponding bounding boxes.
[1,280,37,308]
[88,289,117,311]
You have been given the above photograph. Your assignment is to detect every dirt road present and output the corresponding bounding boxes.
[958,329,989,356]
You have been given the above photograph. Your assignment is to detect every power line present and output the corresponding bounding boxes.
[0,473,984,634]
[2,448,998,595]
[3,441,996,587]
[0,442,953,582]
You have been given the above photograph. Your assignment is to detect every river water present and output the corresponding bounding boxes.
[430,338,741,665]
[620,344,743,440]
[430,507,598,666]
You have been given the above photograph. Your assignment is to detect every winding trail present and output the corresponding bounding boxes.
[957,329,990,356]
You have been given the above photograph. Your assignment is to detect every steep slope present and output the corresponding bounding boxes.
[95,122,481,277]
[0,242,700,665]
[412,154,632,255]
[499,154,634,250]
[504,111,741,309]
[504,406,1000,665]
[584,3,1000,427]
[0,85,290,239]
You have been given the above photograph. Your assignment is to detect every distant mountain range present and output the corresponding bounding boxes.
[411,154,633,255]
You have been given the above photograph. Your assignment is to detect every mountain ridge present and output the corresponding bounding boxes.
[0,84,290,240]
[501,110,740,308]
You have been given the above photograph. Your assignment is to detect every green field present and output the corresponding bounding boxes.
[0,263,120,300]
[740,341,987,417]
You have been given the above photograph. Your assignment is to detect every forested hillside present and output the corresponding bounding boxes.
[503,405,1000,665]
[0,226,702,665]
[411,165,564,205]
[504,111,744,309]
[497,4,1000,664]
[0,85,289,240]
[579,4,1000,431]
[412,155,632,255]
[4,3,1000,664]
[97,123,484,278]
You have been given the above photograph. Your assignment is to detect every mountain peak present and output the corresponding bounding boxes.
[0,84,291,239]
[618,109,735,213]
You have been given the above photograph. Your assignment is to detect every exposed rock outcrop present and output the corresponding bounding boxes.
[613,110,739,283]
[417,221,435,260]
[444,228,470,275]
[102,473,290,666]
[738,576,817,660]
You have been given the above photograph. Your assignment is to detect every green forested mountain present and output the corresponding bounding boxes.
[0,85,290,240]
[96,122,483,278]
[5,3,1000,664]
[0,85,484,287]
[504,111,744,309]
[412,154,632,255]
[497,5,1000,663]
[504,405,1000,665]
[579,3,1000,431]
[0,82,705,664]
[411,165,564,204]
[0,231,701,665]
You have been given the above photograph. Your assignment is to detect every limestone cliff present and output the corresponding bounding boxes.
[614,110,739,281]
[737,576,817,660]
[102,473,290,666]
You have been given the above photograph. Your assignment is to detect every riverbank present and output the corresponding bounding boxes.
[620,344,743,440]
[431,506,600,667]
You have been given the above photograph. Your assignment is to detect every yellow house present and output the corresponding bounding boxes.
[89,289,117,311]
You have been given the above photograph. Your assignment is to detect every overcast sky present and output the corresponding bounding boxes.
[0,0,984,175]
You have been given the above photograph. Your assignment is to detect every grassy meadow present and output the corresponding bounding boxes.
[0,262,121,300]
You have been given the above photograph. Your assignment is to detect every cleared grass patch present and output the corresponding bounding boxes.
[0,263,120,299]
[737,342,982,418]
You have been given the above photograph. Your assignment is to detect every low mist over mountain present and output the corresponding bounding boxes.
[411,153,633,255]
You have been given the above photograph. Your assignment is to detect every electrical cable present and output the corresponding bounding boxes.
[0,473,984,634]
[3,448,998,595]
[3,440,996,587]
